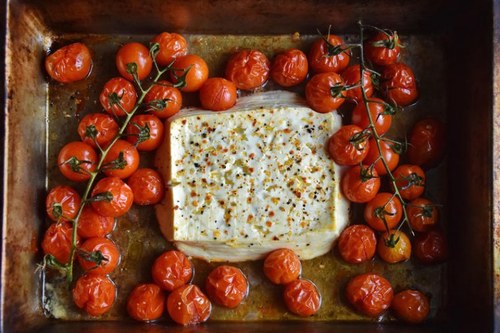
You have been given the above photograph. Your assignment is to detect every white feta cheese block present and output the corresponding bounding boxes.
[155,90,349,262]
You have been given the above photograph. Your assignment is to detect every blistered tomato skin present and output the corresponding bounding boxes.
[77,206,115,238]
[392,164,426,200]
[199,78,238,111]
[57,141,98,182]
[225,49,270,90]
[167,284,212,325]
[271,48,308,87]
[72,273,116,317]
[78,113,119,149]
[377,230,412,264]
[363,139,400,176]
[328,125,370,166]
[127,168,165,205]
[381,63,418,106]
[42,221,79,264]
[308,34,351,74]
[171,54,209,92]
[364,32,401,66]
[100,77,137,117]
[126,114,165,151]
[341,64,374,102]
[78,237,121,275]
[305,72,346,113]
[102,140,140,179]
[144,81,182,118]
[407,198,439,232]
[407,117,446,169]
[346,273,393,317]
[45,185,81,222]
[127,283,166,322]
[116,42,153,81]
[91,177,134,217]
[392,289,430,324]
[283,279,322,317]
[152,250,193,292]
[341,165,380,203]
[351,98,393,136]
[263,248,302,285]
[152,32,188,66]
[413,228,448,264]
[338,225,377,264]
[205,265,248,308]
[45,43,92,83]
[364,192,403,231]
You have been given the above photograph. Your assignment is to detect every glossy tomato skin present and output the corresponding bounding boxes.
[45,43,92,83]
[144,81,182,118]
[364,32,401,66]
[171,54,209,92]
[225,49,270,90]
[341,165,380,203]
[102,140,140,179]
[413,228,448,264]
[308,34,351,74]
[91,177,134,217]
[205,265,248,308]
[381,63,418,106]
[126,168,165,205]
[72,273,116,317]
[152,250,193,292]
[364,192,403,231]
[167,284,212,325]
[116,42,153,81]
[407,197,439,232]
[337,224,377,264]
[341,65,374,102]
[199,78,238,111]
[305,72,346,113]
[78,113,119,148]
[152,32,188,66]
[351,98,393,136]
[271,49,308,87]
[263,248,302,285]
[42,221,79,264]
[407,117,446,169]
[392,164,425,200]
[77,205,115,238]
[46,185,81,222]
[100,77,137,117]
[346,273,393,317]
[78,237,121,275]
[283,279,321,317]
[392,289,430,324]
[328,125,370,166]
[363,139,400,176]
[377,230,411,264]
[127,283,166,321]
[58,141,98,182]
[126,114,164,151]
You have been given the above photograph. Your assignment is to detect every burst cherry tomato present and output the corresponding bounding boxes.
[102,139,139,179]
[127,168,165,205]
[377,230,411,264]
[341,165,380,203]
[364,31,402,66]
[345,273,393,317]
[363,139,400,176]
[42,221,78,264]
[270,48,308,87]
[205,265,248,308]
[407,117,446,169]
[152,32,188,66]
[91,177,134,217]
[171,54,209,92]
[46,185,81,222]
[308,34,351,73]
[116,42,153,81]
[199,78,238,111]
[127,283,166,322]
[78,237,121,275]
[407,198,439,232]
[413,228,448,264]
[58,141,97,182]
[225,49,270,90]
[152,250,193,292]
[283,279,321,317]
[337,224,377,264]
[381,63,418,106]
[328,125,370,166]
[78,113,119,148]
[167,284,212,325]
[341,65,374,102]
[144,81,182,118]
[305,72,346,113]
[126,114,164,151]
[77,206,115,238]
[100,77,137,117]
[45,43,92,83]
[72,273,116,317]
[351,98,393,136]
[392,289,430,324]
[392,164,425,200]
[364,193,403,232]
[263,248,302,285]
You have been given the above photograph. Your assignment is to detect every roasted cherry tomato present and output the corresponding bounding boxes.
[392,164,425,200]
[151,32,188,66]
[58,141,98,182]
[167,284,212,325]
[270,48,308,87]
[102,139,139,179]
[341,165,380,203]
[152,250,193,292]
[305,72,346,113]
[377,230,411,264]
[225,49,270,90]
[392,289,430,324]
[341,65,374,102]
[78,113,119,148]
[199,77,238,111]
[351,98,393,136]
[364,31,402,66]
[381,63,418,106]
[346,273,393,317]
[78,237,121,275]
[283,279,321,317]
[100,77,137,117]
[407,198,439,233]
[144,81,182,118]
[364,192,403,232]
[42,221,78,264]
[205,265,248,308]
[125,114,164,151]
[77,205,115,238]
[46,185,81,222]
[407,117,446,169]
[126,168,165,205]
[328,125,370,166]
[363,139,400,176]
[171,54,209,92]
[308,34,351,74]
[91,177,134,217]
[413,228,448,264]
[337,224,377,264]
[45,42,92,83]
[116,42,153,81]
[263,248,302,285]
[127,283,166,322]
[72,273,116,317]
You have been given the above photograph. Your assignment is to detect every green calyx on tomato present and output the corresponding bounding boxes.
[359,165,378,183]
[102,152,127,171]
[383,233,401,248]
[349,129,371,151]
[77,248,109,266]
[88,191,114,203]
[61,156,94,175]
[129,122,151,146]
[398,172,425,190]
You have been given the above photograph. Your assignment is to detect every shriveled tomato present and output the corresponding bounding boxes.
[392,289,430,324]
[337,224,377,264]
[381,63,418,106]
[346,273,393,317]
[351,98,393,136]
[413,228,448,264]
[116,42,153,81]
[225,49,270,90]
[363,139,400,176]
[392,164,425,200]
[78,113,119,148]
[152,32,188,66]
[364,31,402,66]
[42,221,78,264]
[341,65,374,102]
[144,81,182,118]
[152,250,193,292]
[46,185,81,222]
[199,77,238,111]
[167,284,212,325]
[407,197,439,233]
[72,273,116,317]
[102,139,140,179]
[77,205,115,238]
[126,168,165,205]
[308,34,351,74]
[305,72,346,113]
[263,248,301,285]
[283,279,321,317]
[328,125,370,166]
[91,177,134,217]
[58,141,97,182]
[407,117,446,169]
[171,54,209,92]
[364,192,403,232]
[78,237,121,275]
[377,230,411,264]
[127,283,166,321]
[205,265,248,308]
[45,42,92,83]
[270,48,308,87]
[341,165,380,203]
[125,114,164,151]
[100,77,137,117]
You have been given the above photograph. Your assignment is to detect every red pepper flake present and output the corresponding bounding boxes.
[269,211,275,217]
[266,221,273,227]
[247,197,252,203]
[249,153,255,159]
[284,128,292,134]
[190,191,197,197]
[181,120,187,125]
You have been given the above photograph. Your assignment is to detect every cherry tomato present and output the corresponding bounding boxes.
[91,177,134,217]
[308,34,351,74]
[392,164,425,200]
[364,31,402,66]
[225,49,270,90]
[100,77,137,117]
[407,197,439,233]
[72,273,116,317]
[263,248,302,285]
[167,284,212,325]
[407,117,446,169]
[152,32,188,66]
[364,192,403,232]
[42,221,78,264]
[392,289,430,324]
[381,63,418,106]
[46,185,81,222]
[125,114,164,151]
[270,48,308,87]
[351,98,393,136]
[171,54,209,92]
[345,273,393,317]
[152,250,193,292]
[127,283,166,321]
[283,279,321,317]
[199,78,238,111]
[78,113,119,149]
[126,168,165,205]
[328,125,370,166]
[363,139,400,176]
[305,72,346,113]
[45,43,92,83]
[337,224,377,264]
[102,139,139,179]
[78,237,121,275]
[377,230,411,264]
[116,42,153,81]
[205,265,248,308]
[77,205,115,238]
[58,141,97,182]
[413,228,448,264]
[341,165,380,203]
[341,65,374,102]
[144,81,182,118]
